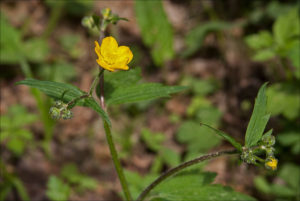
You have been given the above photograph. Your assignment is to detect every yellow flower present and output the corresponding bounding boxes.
[265,157,278,170]
[94,36,133,72]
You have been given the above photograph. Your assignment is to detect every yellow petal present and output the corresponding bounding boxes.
[116,46,133,64]
[94,41,101,58]
[96,57,115,72]
[100,36,119,58]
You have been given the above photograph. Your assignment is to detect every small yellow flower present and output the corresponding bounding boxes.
[94,36,133,72]
[265,157,278,170]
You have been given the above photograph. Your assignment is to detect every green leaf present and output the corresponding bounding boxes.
[0,13,22,64]
[60,163,98,191]
[266,83,300,120]
[161,148,180,167]
[273,7,300,45]
[200,123,242,152]
[135,0,174,65]
[125,171,158,200]
[23,38,49,63]
[141,129,165,152]
[252,49,276,61]
[279,163,300,190]
[254,176,271,194]
[245,83,270,147]
[105,83,186,105]
[150,171,255,201]
[183,21,233,57]
[176,121,221,153]
[16,79,111,126]
[245,31,274,50]
[287,40,300,78]
[46,176,70,201]
[12,177,30,201]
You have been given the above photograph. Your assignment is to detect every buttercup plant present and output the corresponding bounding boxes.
[17,8,278,201]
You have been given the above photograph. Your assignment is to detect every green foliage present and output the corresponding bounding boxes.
[245,7,300,73]
[46,176,71,201]
[200,123,242,152]
[0,105,37,156]
[181,76,219,96]
[277,131,300,155]
[45,0,93,16]
[37,61,77,83]
[60,164,98,192]
[125,171,158,200]
[135,0,174,66]
[0,174,30,201]
[101,69,187,105]
[59,33,81,59]
[245,83,270,147]
[187,96,222,127]
[0,14,49,64]
[266,83,300,120]
[46,164,97,201]
[16,79,111,126]
[141,129,165,152]
[150,170,255,201]
[141,129,180,173]
[183,21,233,57]
[176,121,221,154]
[254,163,300,199]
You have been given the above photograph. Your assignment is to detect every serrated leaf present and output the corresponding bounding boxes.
[105,83,186,105]
[245,83,270,147]
[16,79,111,126]
[150,171,255,201]
[200,123,242,152]
[135,0,174,65]
[46,176,70,201]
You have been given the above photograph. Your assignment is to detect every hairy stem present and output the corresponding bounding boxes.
[136,149,238,201]
[97,14,132,201]
[103,120,132,201]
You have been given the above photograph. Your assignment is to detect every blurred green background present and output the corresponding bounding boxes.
[0,0,299,200]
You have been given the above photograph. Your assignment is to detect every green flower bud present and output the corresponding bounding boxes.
[262,135,275,147]
[55,100,63,108]
[61,109,73,120]
[49,107,61,120]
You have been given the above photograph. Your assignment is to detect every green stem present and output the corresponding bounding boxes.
[89,69,104,96]
[42,1,65,39]
[103,120,132,201]
[136,149,238,201]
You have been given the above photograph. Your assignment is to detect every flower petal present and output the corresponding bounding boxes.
[96,56,115,72]
[117,46,133,64]
[100,36,118,58]
[94,41,101,58]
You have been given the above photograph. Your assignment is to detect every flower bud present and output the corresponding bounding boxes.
[61,109,73,119]
[262,135,275,147]
[49,107,61,120]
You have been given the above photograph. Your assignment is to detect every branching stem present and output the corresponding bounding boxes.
[136,149,238,201]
